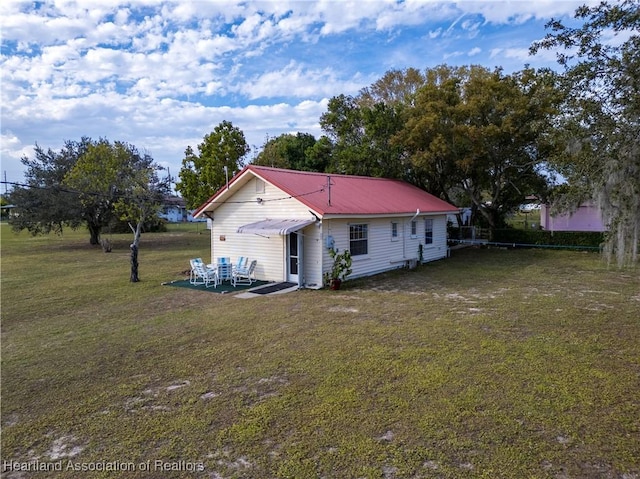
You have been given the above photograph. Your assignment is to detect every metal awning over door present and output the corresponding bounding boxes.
[236,218,315,236]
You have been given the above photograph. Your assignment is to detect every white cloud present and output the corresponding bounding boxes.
[490,46,538,63]
[0,131,33,183]
[236,61,364,100]
[468,47,481,56]
[429,28,442,39]
[444,50,464,61]
[460,19,481,38]
[376,1,457,30]
[315,0,383,35]
[458,0,598,25]
[0,81,329,183]
[1,0,593,184]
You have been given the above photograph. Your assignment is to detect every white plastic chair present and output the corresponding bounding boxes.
[233,256,248,273]
[217,257,232,282]
[190,259,218,288]
[189,258,204,284]
[232,260,257,286]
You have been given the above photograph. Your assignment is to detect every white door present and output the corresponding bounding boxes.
[287,231,299,284]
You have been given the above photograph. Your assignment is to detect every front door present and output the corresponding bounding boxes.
[287,231,299,284]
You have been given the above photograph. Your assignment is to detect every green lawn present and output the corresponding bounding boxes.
[506,209,541,230]
[1,223,639,478]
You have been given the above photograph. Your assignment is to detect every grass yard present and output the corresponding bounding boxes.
[1,223,639,479]
[506,209,541,230]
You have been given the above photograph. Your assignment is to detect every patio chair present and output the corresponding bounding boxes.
[217,257,232,282]
[190,260,218,288]
[189,258,204,284]
[233,256,248,273]
[232,260,257,287]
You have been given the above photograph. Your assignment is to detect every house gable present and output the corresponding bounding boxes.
[202,172,320,285]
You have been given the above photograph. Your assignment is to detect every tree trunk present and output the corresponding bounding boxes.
[478,206,496,229]
[130,243,139,282]
[129,221,143,283]
[130,244,140,283]
[88,222,101,245]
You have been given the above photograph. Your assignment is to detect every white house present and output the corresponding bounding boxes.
[193,165,459,289]
[159,196,188,223]
[159,196,207,223]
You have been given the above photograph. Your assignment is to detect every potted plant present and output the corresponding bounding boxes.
[324,248,352,290]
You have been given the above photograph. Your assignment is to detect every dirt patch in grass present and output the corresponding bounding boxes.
[46,435,85,460]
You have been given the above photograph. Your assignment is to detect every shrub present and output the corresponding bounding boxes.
[492,228,604,249]
[323,248,352,287]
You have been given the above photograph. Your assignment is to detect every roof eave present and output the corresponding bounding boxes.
[320,210,459,220]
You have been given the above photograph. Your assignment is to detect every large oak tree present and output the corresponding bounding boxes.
[65,139,170,281]
[320,94,406,178]
[320,65,559,230]
[10,138,170,278]
[531,0,640,266]
[401,65,559,229]
[10,138,107,244]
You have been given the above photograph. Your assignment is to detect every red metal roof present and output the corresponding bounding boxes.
[194,165,459,217]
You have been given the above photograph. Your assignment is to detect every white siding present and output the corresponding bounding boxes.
[421,215,449,262]
[209,178,317,283]
[302,225,323,288]
[321,215,449,280]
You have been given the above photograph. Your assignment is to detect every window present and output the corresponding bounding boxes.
[255,178,265,193]
[424,218,433,245]
[349,224,368,256]
[411,220,417,238]
[391,222,398,241]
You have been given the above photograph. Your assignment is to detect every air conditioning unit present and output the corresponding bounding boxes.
[406,259,418,270]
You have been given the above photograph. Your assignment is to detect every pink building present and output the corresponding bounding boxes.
[540,203,606,232]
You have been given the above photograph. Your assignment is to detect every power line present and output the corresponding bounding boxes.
[1,181,326,206]
[223,187,326,204]
[0,180,161,203]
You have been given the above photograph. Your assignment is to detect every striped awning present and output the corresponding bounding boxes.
[236,218,316,236]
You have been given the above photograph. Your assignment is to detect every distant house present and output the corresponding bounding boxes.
[193,165,459,289]
[540,202,606,232]
[0,204,16,220]
[159,196,205,223]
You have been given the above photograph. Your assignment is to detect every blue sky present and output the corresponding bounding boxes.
[1,1,595,187]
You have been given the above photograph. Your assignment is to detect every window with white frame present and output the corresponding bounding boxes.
[391,222,398,241]
[411,220,417,238]
[350,224,368,256]
[424,218,433,245]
